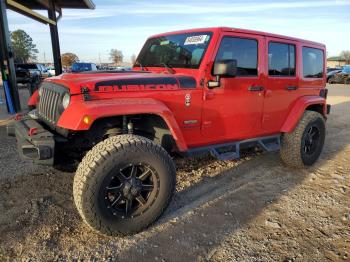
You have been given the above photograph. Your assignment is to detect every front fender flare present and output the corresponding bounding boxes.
[57,98,188,151]
[281,96,326,133]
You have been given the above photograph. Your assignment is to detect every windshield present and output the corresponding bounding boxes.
[135,32,212,69]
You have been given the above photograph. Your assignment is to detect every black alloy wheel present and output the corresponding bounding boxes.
[102,163,159,219]
[302,125,321,155]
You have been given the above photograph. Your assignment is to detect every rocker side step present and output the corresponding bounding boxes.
[186,134,281,161]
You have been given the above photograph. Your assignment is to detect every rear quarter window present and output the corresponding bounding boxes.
[302,47,324,78]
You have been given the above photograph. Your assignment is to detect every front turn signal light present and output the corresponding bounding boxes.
[83,115,91,125]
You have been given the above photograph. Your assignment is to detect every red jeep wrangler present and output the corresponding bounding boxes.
[8,27,330,236]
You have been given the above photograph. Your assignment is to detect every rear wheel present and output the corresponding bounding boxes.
[280,111,325,168]
[344,78,350,85]
[73,135,176,236]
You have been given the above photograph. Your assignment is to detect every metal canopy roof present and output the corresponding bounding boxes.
[1,0,96,112]
[6,0,95,25]
[13,0,95,9]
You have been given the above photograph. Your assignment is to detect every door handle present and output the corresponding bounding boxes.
[286,86,298,91]
[248,86,264,92]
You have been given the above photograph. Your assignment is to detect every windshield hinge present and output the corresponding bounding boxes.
[81,87,91,101]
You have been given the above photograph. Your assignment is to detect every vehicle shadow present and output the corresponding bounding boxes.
[0,101,349,260]
[116,100,350,260]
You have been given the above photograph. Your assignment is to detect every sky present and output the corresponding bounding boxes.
[6,0,350,63]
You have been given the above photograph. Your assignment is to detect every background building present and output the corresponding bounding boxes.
[327,56,346,68]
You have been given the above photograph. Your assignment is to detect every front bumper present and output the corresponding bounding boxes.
[8,117,55,165]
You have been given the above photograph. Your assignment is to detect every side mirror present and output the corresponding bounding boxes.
[208,59,237,89]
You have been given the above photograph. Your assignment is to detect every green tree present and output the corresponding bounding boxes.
[109,49,123,65]
[11,29,38,63]
[61,52,79,67]
[340,50,350,64]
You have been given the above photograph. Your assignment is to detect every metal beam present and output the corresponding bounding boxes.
[0,0,21,112]
[6,0,56,25]
[48,0,62,75]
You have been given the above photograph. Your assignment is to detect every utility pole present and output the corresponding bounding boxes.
[48,0,62,75]
[0,0,21,112]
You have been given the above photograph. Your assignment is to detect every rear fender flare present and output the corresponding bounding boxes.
[57,98,188,151]
[281,96,326,133]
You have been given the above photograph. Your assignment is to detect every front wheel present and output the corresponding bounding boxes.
[73,135,176,236]
[280,111,326,168]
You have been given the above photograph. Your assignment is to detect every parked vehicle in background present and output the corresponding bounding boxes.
[9,27,330,236]
[327,69,342,83]
[71,62,97,73]
[15,63,51,94]
[47,66,56,76]
[327,67,342,73]
[114,66,132,71]
[328,65,350,84]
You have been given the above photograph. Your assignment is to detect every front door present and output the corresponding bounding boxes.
[201,33,266,144]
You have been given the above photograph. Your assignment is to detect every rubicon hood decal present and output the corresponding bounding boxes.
[94,76,196,92]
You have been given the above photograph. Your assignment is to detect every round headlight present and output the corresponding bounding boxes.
[38,87,43,97]
[62,93,71,109]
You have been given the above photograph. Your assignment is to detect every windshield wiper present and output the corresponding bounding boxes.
[160,62,175,74]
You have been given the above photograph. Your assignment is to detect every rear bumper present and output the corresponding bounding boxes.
[8,118,55,165]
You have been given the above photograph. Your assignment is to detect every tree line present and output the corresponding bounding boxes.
[10,29,137,67]
[10,29,350,66]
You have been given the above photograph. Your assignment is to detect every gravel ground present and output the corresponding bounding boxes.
[0,84,349,261]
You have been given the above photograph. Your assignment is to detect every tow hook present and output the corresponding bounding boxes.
[28,127,38,136]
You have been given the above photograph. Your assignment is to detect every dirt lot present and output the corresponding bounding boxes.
[0,85,349,261]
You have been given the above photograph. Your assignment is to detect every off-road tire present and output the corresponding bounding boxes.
[73,135,176,236]
[280,111,325,168]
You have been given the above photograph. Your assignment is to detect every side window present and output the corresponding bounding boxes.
[215,37,258,76]
[302,47,324,78]
[268,42,296,76]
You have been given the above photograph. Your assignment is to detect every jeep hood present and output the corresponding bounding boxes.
[45,71,196,94]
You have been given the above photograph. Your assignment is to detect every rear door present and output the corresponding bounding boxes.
[201,32,266,143]
[262,38,299,132]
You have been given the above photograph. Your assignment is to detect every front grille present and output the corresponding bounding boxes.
[38,82,68,125]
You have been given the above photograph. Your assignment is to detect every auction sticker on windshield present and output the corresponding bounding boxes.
[184,35,208,45]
